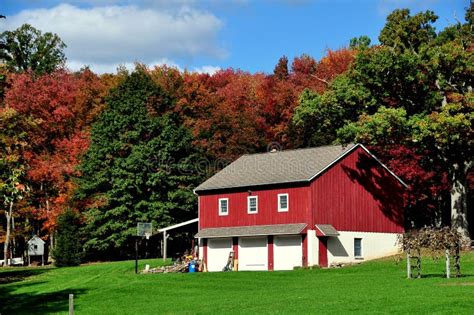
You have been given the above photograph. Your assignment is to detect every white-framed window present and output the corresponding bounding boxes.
[354,238,362,258]
[277,193,289,212]
[247,196,258,214]
[218,198,229,216]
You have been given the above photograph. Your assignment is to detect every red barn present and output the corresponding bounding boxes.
[195,144,406,271]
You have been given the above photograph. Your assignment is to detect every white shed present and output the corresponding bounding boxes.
[27,235,45,266]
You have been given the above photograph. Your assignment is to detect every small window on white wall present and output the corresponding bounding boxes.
[247,196,258,214]
[354,238,362,258]
[218,198,228,216]
[278,193,289,212]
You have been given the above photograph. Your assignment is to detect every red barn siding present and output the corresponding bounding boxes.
[268,236,274,271]
[232,237,239,260]
[199,185,311,229]
[311,147,404,233]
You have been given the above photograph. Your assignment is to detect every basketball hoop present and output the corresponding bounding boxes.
[137,222,153,238]
[135,222,153,274]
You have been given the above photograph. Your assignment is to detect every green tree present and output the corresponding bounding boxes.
[52,209,82,267]
[349,35,371,49]
[293,73,375,146]
[0,24,66,74]
[410,97,473,235]
[294,6,473,236]
[338,95,472,236]
[379,9,438,52]
[77,69,202,258]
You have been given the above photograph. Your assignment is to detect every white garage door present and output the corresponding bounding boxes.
[274,235,302,271]
[207,238,232,272]
[238,237,268,271]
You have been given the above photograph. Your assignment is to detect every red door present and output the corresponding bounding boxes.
[318,237,328,267]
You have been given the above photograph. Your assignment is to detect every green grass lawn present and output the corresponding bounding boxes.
[1,253,474,314]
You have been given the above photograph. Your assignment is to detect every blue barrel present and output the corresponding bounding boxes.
[188,261,196,273]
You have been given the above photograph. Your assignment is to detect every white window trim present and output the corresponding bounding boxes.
[354,238,363,259]
[218,198,229,216]
[247,196,258,214]
[277,193,289,212]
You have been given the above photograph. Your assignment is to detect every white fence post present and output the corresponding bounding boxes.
[69,294,74,315]
[445,249,450,279]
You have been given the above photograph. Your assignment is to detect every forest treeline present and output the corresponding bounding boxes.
[0,6,472,261]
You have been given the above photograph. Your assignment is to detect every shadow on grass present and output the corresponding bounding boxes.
[420,273,474,279]
[0,267,52,284]
[0,268,87,314]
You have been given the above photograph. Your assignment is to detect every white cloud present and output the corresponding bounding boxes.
[0,3,226,73]
[192,65,221,75]
[67,58,182,73]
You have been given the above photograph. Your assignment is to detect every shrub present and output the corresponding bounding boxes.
[53,209,82,267]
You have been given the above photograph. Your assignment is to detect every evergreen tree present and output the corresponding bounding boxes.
[77,68,202,258]
[53,209,82,267]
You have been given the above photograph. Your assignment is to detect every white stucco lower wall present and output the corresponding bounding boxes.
[327,231,401,265]
[307,230,319,267]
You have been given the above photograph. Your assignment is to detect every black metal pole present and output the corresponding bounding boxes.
[135,238,138,274]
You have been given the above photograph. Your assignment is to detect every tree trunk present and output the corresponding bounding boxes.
[3,201,13,267]
[450,165,469,238]
[45,193,55,263]
[11,215,16,257]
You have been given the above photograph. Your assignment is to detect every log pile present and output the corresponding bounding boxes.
[144,262,190,273]
[142,246,205,273]
[142,255,205,273]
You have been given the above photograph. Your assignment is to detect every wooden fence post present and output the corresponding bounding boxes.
[455,245,461,277]
[416,249,421,278]
[406,251,411,279]
[69,294,74,315]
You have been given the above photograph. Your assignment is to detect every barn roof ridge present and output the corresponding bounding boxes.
[239,143,354,157]
[194,143,407,193]
[194,143,358,192]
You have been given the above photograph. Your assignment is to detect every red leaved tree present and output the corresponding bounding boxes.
[4,69,106,250]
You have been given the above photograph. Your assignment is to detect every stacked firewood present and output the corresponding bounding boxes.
[142,250,206,273]
[145,262,190,273]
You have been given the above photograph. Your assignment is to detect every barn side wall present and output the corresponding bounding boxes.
[198,185,311,229]
[311,146,405,233]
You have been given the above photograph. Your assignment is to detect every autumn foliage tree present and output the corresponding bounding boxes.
[175,50,355,162]
[4,69,106,250]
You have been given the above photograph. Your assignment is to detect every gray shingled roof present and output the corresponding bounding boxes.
[195,144,356,192]
[315,224,340,236]
[195,223,307,238]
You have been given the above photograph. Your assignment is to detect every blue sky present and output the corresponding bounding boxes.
[0,0,468,74]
